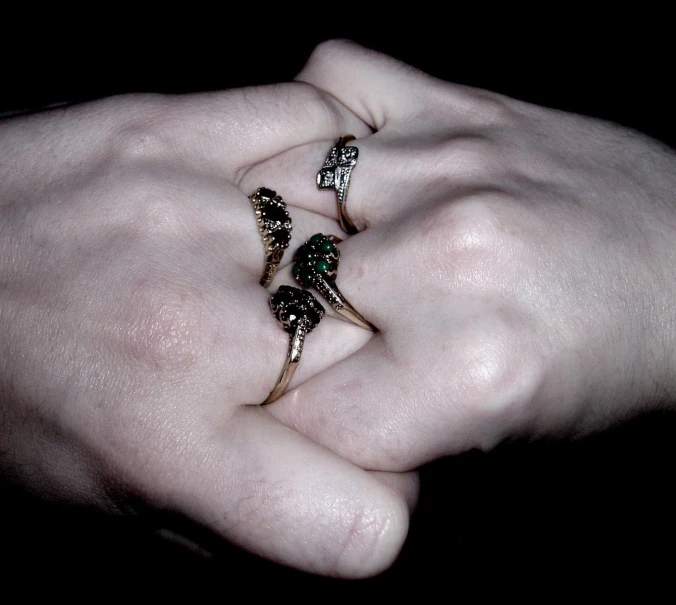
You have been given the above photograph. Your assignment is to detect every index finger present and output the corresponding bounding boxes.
[123,83,372,178]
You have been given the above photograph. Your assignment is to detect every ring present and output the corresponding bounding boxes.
[249,187,292,288]
[292,233,376,331]
[263,285,325,405]
[316,135,360,234]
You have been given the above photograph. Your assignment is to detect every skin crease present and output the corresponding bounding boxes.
[241,40,676,473]
[0,85,419,578]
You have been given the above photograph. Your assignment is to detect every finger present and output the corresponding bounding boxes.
[267,305,530,473]
[168,83,372,177]
[239,134,441,230]
[246,198,343,272]
[267,261,349,325]
[263,225,404,330]
[214,277,373,407]
[280,224,415,329]
[295,39,444,129]
[97,83,370,181]
[284,200,508,329]
[171,405,411,577]
[120,177,373,408]
[266,336,436,472]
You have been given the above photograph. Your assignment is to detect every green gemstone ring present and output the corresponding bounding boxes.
[292,233,376,332]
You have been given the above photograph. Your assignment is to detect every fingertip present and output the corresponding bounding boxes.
[215,409,410,578]
[294,38,365,81]
[295,39,428,130]
[329,481,411,578]
[295,39,383,128]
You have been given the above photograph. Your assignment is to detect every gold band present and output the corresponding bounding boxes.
[249,187,292,288]
[264,321,306,404]
[263,286,325,405]
[313,275,376,331]
[317,135,360,235]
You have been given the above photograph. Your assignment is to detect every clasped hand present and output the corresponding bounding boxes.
[1,41,674,578]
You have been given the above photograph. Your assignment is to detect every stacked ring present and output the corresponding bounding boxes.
[249,187,292,287]
[263,285,325,404]
[292,233,376,332]
[316,135,360,234]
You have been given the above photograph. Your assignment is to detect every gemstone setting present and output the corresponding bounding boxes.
[292,233,340,288]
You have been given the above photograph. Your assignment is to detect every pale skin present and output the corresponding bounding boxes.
[0,85,417,577]
[2,41,675,576]
[243,40,676,471]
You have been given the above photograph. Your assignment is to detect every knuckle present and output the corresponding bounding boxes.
[286,82,343,133]
[461,334,513,400]
[118,269,211,373]
[452,317,542,429]
[415,196,509,283]
[121,177,195,239]
[111,97,179,163]
[304,39,354,72]
[449,197,507,254]
[451,87,517,128]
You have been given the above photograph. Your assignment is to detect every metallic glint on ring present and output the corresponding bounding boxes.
[293,233,376,332]
[249,187,292,287]
[263,285,325,405]
[316,135,360,234]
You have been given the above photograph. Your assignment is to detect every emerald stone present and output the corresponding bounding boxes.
[310,233,324,245]
[320,240,336,254]
[292,264,301,277]
[315,260,330,273]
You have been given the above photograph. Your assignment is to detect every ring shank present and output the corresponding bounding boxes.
[263,322,306,404]
[315,276,376,332]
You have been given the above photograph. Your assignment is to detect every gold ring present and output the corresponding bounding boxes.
[249,187,292,287]
[292,233,376,331]
[264,285,325,404]
[316,135,359,234]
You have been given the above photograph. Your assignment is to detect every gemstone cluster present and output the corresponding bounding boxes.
[254,187,292,250]
[270,285,325,335]
[292,233,339,288]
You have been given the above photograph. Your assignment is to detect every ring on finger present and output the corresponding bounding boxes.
[264,285,325,404]
[316,135,360,234]
[249,187,292,288]
[292,233,376,332]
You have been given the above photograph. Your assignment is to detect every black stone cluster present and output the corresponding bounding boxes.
[257,187,292,249]
[270,285,325,334]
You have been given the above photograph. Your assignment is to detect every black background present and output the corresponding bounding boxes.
[2,22,674,594]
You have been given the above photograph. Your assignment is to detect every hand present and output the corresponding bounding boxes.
[242,41,676,471]
[0,85,417,577]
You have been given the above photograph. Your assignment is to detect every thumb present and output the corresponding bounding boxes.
[295,39,438,130]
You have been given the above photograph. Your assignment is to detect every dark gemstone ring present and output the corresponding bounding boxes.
[263,285,325,404]
[292,233,376,332]
[250,187,292,288]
